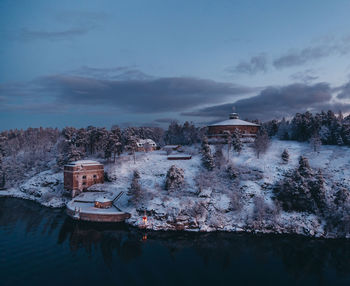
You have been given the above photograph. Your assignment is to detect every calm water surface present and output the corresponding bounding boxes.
[1,198,350,286]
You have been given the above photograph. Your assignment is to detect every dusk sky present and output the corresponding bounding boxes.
[1,0,350,130]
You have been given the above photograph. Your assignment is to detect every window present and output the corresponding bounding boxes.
[82,182,86,186]
[93,175,97,178]
[82,175,86,179]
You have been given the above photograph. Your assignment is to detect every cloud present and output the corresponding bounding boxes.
[337,80,350,99]
[70,66,154,80]
[273,37,350,69]
[6,11,109,42]
[18,27,92,41]
[227,54,267,75]
[184,82,350,121]
[273,46,331,69]
[226,36,350,74]
[0,71,253,114]
[290,69,319,84]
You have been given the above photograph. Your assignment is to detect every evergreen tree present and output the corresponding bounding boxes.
[201,137,214,171]
[277,117,290,140]
[281,149,289,163]
[214,144,225,168]
[128,170,142,205]
[298,156,312,177]
[165,165,185,191]
[232,129,243,154]
[274,156,326,214]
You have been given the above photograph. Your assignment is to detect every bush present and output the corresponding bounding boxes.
[274,156,326,214]
[165,165,185,191]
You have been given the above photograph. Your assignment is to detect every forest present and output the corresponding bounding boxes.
[0,109,350,188]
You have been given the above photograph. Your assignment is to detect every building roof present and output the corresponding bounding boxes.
[65,160,102,167]
[95,196,111,203]
[209,118,260,127]
[137,139,157,147]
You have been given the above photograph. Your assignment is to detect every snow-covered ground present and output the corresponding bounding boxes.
[1,140,350,238]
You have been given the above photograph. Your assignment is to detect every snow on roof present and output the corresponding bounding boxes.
[167,154,192,158]
[137,139,157,146]
[163,145,180,148]
[95,196,111,203]
[66,160,102,166]
[209,118,260,127]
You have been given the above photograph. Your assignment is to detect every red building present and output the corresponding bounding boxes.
[208,113,260,141]
[64,160,104,197]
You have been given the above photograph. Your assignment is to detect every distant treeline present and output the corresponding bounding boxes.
[0,122,204,186]
[263,110,350,145]
[1,110,349,187]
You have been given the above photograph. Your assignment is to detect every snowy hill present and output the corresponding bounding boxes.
[1,139,350,238]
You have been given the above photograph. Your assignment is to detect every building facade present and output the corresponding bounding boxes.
[208,113,260,137]
[64,160,104,197]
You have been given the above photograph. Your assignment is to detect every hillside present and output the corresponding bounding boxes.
[1,139,350,238]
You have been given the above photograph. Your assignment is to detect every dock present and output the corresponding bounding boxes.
[66,191,131,222]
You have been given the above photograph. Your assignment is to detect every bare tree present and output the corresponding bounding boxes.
[253,130,270,159]
[125,136,139,164]
[310,132,321,152]
[223,131,232,160]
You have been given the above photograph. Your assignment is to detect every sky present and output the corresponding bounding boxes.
[1,0,350,130]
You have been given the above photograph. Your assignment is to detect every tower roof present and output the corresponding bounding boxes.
[208,118,260,127]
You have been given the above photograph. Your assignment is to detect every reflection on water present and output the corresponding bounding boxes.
[1,197,350,286]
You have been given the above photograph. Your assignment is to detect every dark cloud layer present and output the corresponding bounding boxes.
[42,75,251,113]
[184,82,350,121]
[0,73,252,114]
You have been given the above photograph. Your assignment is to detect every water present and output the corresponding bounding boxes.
[1,198,350,286]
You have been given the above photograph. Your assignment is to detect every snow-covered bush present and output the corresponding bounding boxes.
[252,196,278,223]
[273,156,326,214]
[226,164,238,180]
[165,165,185,191]
[281,149,289,163]
[201,137,214,171]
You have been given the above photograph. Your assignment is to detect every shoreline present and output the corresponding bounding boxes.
[0,194,346,240]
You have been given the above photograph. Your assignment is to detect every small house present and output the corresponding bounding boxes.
[136,139,157,152]
[64,160,104,197]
